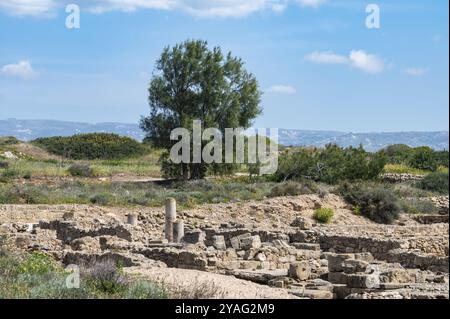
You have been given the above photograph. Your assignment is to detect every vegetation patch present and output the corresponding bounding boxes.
[0,168,32,183]
[0,136,20,147]
[401,198,438,215]
[416,172,449,195]
[269,181,317,197]
[383,164,428,175]
[380,144,448,172]
[33,133,148,160]
[0,179,275,207]
[276,145,386,184]
[0,247,167,299]
[313,208,334,224]
[0,161,10,169]
[68,163,94,177]
[338,182,401,224]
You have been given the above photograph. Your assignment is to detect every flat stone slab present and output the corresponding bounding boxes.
[288,288,333,299]
[226,269,288,284]
[291,243,321,251]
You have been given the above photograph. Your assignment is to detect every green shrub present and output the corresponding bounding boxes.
[33,133,147,160]
[0,169,32,183]
[125,281,168,299]
[434,150,449,168]
[401,198,438,215]
[0,186,41,204]
[18,252,59,275]
[353,205,362,216]
[0,250,167,299]
[84,260,127,295]
[68,163,94,177]
[338,182,401,224]
[1,168,20,179]
[0,136,20,146]
[313,208,334,224]
[269,181,317,197]
[408,147,438,171]
[380,144,413,164]
[416,172,449,194]
[393,183,431,198]
[89,193,110,205]
[380,145,448,172]
[276,145,386,184]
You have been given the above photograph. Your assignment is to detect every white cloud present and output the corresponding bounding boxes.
[0,0,56,17]
[0,0,326,18]
[348,50,385,74]
[84,0,174,14]
[305,50,385,74]
[296,0,326,8]
[405,68,429,76]
[1,60,37,79]
[267,85,297,94]
[305,51,348,64]
[175,0,288,18]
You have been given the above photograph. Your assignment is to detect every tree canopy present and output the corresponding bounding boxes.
[141,40,262,179]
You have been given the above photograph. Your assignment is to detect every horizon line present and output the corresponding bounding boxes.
[1,118,449,135]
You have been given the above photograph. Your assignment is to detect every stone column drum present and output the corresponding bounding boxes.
[127,214,137,226]
[165,198,177,242]
[173,220,185,243]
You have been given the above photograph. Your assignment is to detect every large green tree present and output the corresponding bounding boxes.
[141,40,262,179]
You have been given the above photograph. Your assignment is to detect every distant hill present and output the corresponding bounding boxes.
[0,118,448,151]
[276,129,449,152]
[0,118,146,142]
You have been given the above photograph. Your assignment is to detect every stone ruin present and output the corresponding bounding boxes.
[381,173,425,183]
[0,197,448,299]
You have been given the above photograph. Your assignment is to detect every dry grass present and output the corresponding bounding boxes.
[383,164,428,175]
[167,279,227,299]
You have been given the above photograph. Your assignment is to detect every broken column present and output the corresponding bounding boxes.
[173,220,184,243]
[165,198,177,242]
[127,214,137,226]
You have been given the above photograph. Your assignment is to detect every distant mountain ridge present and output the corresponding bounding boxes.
[276,129,449,152]
[0,118,448,151]
[0,118,146,142]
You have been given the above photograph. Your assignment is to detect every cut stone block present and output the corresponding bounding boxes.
[230,233,261,250]
[327,253,355,272]
[346,274,381,289]
[290,217,312,230]
[342,259,369,274]
[292,243,321,251]
[240,235,262,250]
[328,272,348,284]
[212,235,226,250]
[183,230,206,245]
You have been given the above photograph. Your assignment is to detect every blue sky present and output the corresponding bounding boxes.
[0,0,448,132]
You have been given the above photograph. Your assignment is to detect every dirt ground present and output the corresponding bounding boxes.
[1,193,423,231]
[125,266,299,299]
